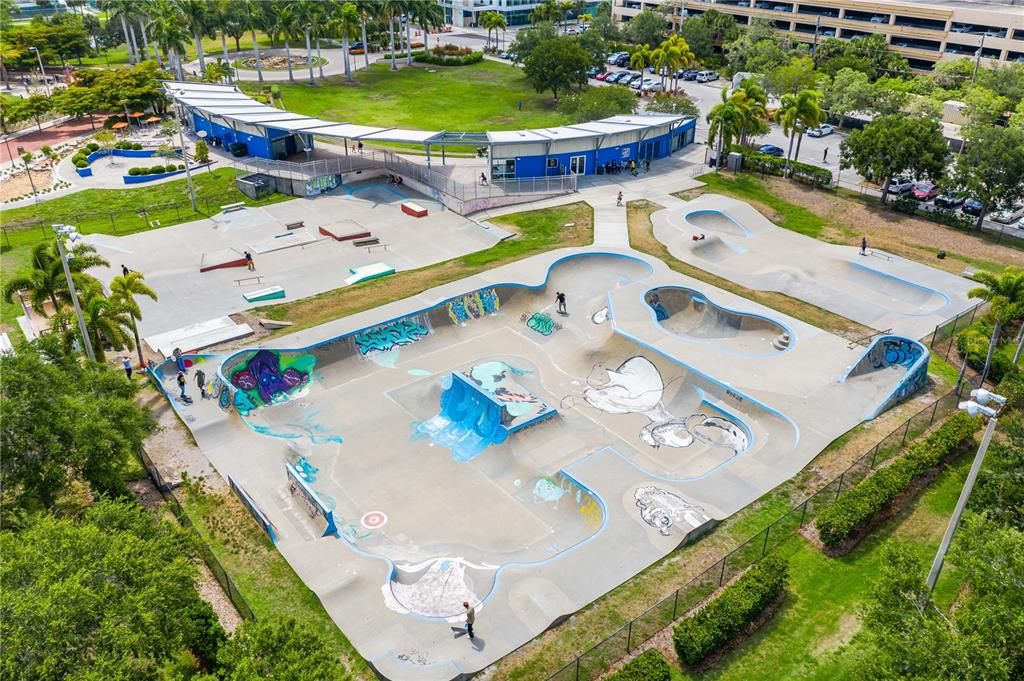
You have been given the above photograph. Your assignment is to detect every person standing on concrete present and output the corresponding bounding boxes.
[616,191,623,206]
[860,237,868,256]
[823,147,829,163]
[244,251,255,271]
[463,602,476,640]
[176,371,188,400]
[644,158,651,173]
[122,356,133,379]
[556,291,567,315]
[195,369,207,399]
[121,264,130,276]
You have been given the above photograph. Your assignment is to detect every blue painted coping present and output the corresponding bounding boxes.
[75,167,92,178]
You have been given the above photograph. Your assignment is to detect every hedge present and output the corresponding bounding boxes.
[406,50,483,66]
[956,319,1018,384]
[673,554,788,667]
[729,145,833,188]
[997,366,1024,412]
[815,411,981,547]
[607,649,672,681]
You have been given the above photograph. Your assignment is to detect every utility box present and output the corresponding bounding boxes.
[727,152,743,172]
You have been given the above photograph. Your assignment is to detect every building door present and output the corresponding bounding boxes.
[570,155,586,175]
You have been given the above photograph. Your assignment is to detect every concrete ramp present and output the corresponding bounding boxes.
[145,316,253,357]
[248,230,319,254]
[199,248,247,273]
[684,209,751,237]
[691,235,746,261]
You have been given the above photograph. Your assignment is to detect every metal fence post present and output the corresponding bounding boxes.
[929,322,940,348]
[719,555,727,586]
[798,499,808,528]
[930,399,941,426]
[900,419,911,447]
[671,588,680,619]
[869,443,880,469]
[761,524,771,556]
[835,472,845,501]
[626,620,633,653]
[575,658,580,681]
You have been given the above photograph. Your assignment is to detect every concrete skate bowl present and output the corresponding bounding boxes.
[840,261,950,316]
[644,287,792,355]
[683,209,752,237]
[840,335,929,418]
[690,234,747,261]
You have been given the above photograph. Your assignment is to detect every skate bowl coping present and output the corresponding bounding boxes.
[683,209,752,237]
[644,286,793,357]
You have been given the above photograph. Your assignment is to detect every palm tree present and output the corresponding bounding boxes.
[56,291,135,363]
[178,0,210,76]
[733,80,768,146]
[3,241,107,319]
[629,44,651,72]
[270,4,299,83]
[707,88,742,171]
[382,0,404,71]
[242,0,265,83]
[109,272,158,368]
[0,41,22,90]
[148,2,191,80]
[103,0,139,65]
[779,88,823,170]
[661,34,694,93]
[212,0,233,82]
[411,0,444,52]
[967,268,1024,385]
[328,2,362,83]
[294,0,321,85]
[480,11,506,52]
[358,3,371,70]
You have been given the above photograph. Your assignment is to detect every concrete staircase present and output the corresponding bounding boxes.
[772,332,791,351]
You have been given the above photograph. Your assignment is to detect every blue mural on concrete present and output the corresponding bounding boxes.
[447,288,500,325]
[841,335,929,418]
[353,317,431,356]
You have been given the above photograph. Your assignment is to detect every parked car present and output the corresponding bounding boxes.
[696,70,719,83]
[641,80,664,94]
[910,182,940,201]
[606,71,629,84]
[499,50,512,59]
[595,71,611,81]
[632,77,654,91]
[677,68,699,80]
[614,53,630,67]
[983,29,1006,38]
[757,144,785,157]
[622,72,643,86]
[989,202,1024,224]
[587,66,603,78]
[870,15,888,23]
[934,192,965,208]
[1018,216,1024,230]
[807,124,834,138]
[888,176,915,194]
[962,198,984,216]
[950,24,973,33]
[606,51,627,65]
[349,41,365,53]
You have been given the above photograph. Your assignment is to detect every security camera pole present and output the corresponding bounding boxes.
[926,389,1005,591]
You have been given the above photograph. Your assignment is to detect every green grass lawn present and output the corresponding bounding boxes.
[258,61,566,132]
[0,168,293,331]
[679,452,974,681]
[75,33,279,67]
[679,173,827,239]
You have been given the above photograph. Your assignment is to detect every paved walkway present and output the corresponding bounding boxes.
[1,114,105,166]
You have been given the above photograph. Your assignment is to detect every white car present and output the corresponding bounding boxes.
[641,80,664,94]
[696,70,719,83]
[951,24,973,33]
[632,77,654,91]
[807,124,834,137]
[989,202,1024,224]
[889,177,915,194]
[1018,216,1024,230]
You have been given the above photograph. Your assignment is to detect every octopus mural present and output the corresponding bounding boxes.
[581,356,749,452]
[228,349,317,415]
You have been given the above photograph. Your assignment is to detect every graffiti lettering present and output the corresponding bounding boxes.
[725,389,744,403]
[522,311,561,336]
[448,288,501,325]
[354,319,430,356]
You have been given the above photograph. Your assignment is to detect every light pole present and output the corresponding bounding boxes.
[172,93,198,212]
[926,388,1006,591]
[30,47,50,97]
[52,224,96,362]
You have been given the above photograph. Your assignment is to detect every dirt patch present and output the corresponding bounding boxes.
[0,168,57,202]
[765,179,1024,273]
[138,386,224,491]
[195,560,244,634]
[813,612,860,657]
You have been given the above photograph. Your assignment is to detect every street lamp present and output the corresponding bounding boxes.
[926,388,1006,591]
[52,224,96,362]
[29,47,50,97]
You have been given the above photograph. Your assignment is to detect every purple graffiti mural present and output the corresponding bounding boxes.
[231,349,308,404]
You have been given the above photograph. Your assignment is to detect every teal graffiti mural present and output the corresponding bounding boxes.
[354,318,430,356]
[522,311,561,336]
[229,349,317,415]
[447,288,500,325]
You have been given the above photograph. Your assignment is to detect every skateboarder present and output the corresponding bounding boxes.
[195,368,208,399]
[860,237,868,256]
[616,191,623,207]
[244,251,255,271]
[463,602,476,640]
[556,291,567,315]
[176,371,188,400]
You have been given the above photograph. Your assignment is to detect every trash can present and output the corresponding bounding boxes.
[727,152,743,172]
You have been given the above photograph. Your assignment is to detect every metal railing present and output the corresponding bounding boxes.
[543,377,975,681]
[136,445,256,622]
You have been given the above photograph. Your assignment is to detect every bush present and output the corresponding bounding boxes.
[729,145,832,187]
[891,193,919,215]
[607,649,672,681]
[75,159,88,168]
[128,167,143,176]
[131,142,143,150]
[673,554,788,667]
[72,154,86,165]
[997,365,1024,412]
[178,163,186,170]
[956,319,1016,384]
[86,142,99,152]
[114,140,130,150]
[815,411,981,547]
[148,165,165,174]
[179,599,226,671]
[102,115,122,129]
[432,43,472,57]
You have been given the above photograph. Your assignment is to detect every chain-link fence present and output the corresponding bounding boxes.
[926,302,985,364]
[544,377,972,681]
[136,445,256,622]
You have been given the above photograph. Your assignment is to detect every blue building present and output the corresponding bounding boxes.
[166,82,697,182]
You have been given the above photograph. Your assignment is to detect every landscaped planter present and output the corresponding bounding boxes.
[75,167,93,178]
[86,148,180,164]
[122,168,187,184]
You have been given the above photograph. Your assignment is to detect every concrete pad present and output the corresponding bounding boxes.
[156,247,929,680]
[145,316,253,357]
[247,230,320,254]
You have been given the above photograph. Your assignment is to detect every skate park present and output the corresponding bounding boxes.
[653,195,977,340]
[149,242,941,680]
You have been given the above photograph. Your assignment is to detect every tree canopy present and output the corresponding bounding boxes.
[949,125,1024,228]
[200,618,350,681]
[523,37,590,100]
[625,9,668,48]
[558,85,636,123]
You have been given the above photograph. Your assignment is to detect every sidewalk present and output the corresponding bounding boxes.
[1,114,105,165]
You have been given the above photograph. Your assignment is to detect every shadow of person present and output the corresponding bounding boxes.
[470,636,486,652]
[450,626,468,639]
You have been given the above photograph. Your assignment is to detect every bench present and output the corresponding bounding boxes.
[220,202,246,213]
[285,221,305,230]
[352,237,380,247]
[234,275,265,286]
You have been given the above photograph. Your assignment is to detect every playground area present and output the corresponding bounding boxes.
[85,180,510,340]
[148,241,944,680]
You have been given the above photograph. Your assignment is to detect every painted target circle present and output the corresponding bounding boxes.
[360,511,388,530]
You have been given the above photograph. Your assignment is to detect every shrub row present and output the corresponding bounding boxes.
[673,554,788,667]
[114,141,144,150]
[997,364,1024,412]
[816,411,981,547]
[607,649,672,681]
[729,145,833,188]
[956,319,1018,384]
[891,194,975,229]
[411,50,483,66]
[127,164,186,176]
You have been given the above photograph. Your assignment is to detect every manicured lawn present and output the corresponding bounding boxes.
[678,173,827,238]
[76,33,279,67]
[257,61,566,132]
[259,202,594,334]
[0,168,293,331]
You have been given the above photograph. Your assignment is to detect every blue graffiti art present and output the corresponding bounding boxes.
[230,350,314,407]
[354,318,430,356]
[880,338,923,369]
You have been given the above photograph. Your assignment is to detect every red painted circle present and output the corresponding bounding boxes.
[361,511,387,529]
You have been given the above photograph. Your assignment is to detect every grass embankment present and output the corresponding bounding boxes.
[679,173,827,238]
[258,202,593,334]
[263,60,566,132]
[0,169,293,331]
[626,199,871,341]
[181,482,374,680]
